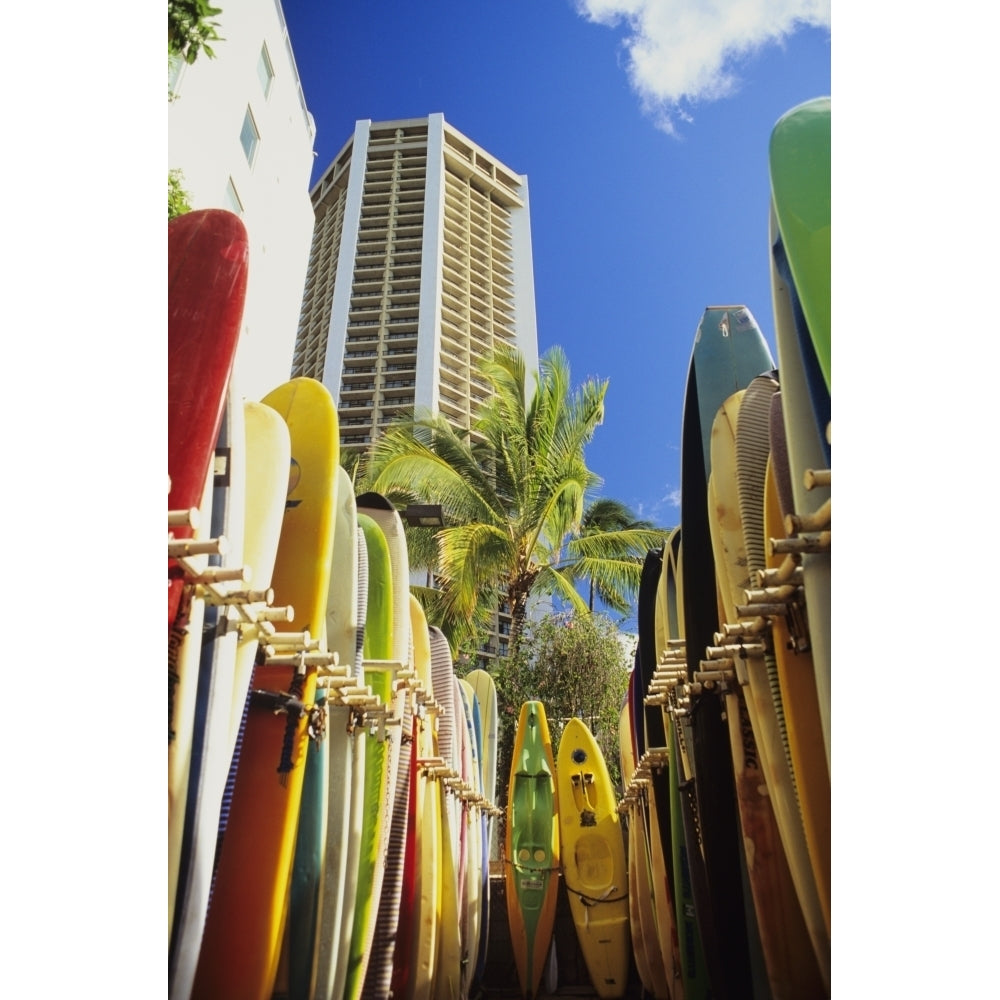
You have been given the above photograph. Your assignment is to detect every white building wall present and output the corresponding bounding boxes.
[415,115,447,414]
[168,0,316,403]
[510,183,540,398]
[322,120,370,392]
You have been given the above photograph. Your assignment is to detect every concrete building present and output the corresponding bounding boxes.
[291,114,540,454]
[168,0,316,403]
[292,114,540,668]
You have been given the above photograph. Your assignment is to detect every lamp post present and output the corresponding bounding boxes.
[401,503,444,528]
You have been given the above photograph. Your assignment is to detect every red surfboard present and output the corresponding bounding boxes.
[167,209,249,628]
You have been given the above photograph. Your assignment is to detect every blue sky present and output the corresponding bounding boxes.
[281,0,831,528]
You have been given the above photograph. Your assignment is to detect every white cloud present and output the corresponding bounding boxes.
[573,0,831,133]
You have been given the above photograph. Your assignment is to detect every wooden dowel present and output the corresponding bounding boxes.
[769,532,831,554]
[213,587,274,606]
[785,497,831,535]
[804,468,831,490]
[168,507,200,529]
[735,602,792,618]
[189,566,250,585]
[743,584,798,604]
[257,605,294,623]
[755,558,802,588]
[169,536,228,559]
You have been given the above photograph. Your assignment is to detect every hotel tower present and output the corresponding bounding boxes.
[291,113,539,455]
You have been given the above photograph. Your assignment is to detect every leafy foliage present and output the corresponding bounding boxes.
[486,609,632,814]
[168,0,224,64]
[368,344,670,650]
[168,169,192,220]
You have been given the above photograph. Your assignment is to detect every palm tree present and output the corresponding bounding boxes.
[574,498,659,612]
[367,344,670,649]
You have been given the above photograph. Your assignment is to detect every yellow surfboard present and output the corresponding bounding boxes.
[764,454,831,935]
[557,718,630,999]
[192,377,339,1000]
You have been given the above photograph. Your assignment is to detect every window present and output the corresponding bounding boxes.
[240,107,259,166]
[224,178,243,216]
[257,43,274,97]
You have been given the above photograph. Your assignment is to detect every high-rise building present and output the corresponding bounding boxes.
[292,113,540,454]
[292,114,540,667]
[168,0,316,403]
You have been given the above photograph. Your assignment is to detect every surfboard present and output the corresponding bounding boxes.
[505,700,560,1000]
[769,209,832,772]
[400,599,442,1000]
[707,390,828,995]
[356,494,413,1000]
[432,665,463,1000]
[657,530,710,1000]
[769,96,831,392]
[169,389,246,1000]
[634,549,684,999]
[464,668,498,985]
[739,377,831,940]
[286,686,330,1000]
[679,304,773,1000]
[314,467,366,1000]
[168,208,248,629]
[764,452,832,937]
[322,521,371,1000]
[618,680,655,997]
[464,675,491,990]
[391,711,421,1000]
[343,512,394,1000]
[168,433,213,943]
[191,376,339,1000]
[167,209,247,937]
[556,718,630,999]
[457,678,484,996]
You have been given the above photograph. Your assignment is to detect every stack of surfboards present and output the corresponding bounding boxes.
[169,94,828,999]
[503,701,631,1000]
[617,96,831,1000]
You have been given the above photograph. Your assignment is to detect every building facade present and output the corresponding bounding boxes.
[168,0,316,403]
[292,114,540,667]
[292,114,540,451]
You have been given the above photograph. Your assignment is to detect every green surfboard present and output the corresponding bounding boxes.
[769,96,831,391]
